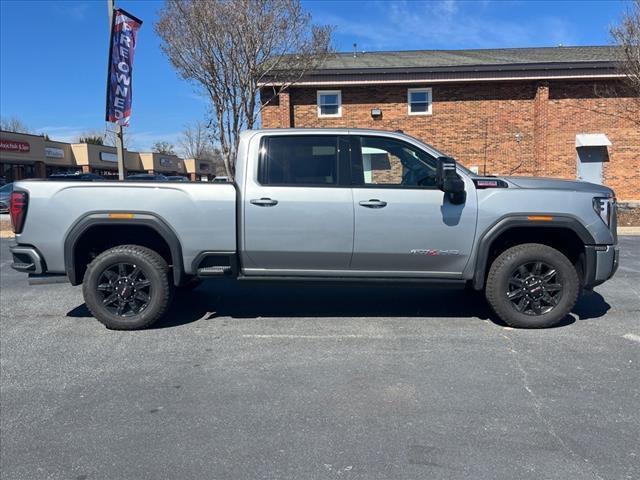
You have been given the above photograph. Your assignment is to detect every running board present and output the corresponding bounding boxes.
[28,273,70,285]
[237,275,465,286]
[197,266,232,277]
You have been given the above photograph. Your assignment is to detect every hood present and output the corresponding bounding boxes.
[504,176,614,196]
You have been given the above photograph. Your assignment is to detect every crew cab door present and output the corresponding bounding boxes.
[242,134,354,273]
[350,135,477,276]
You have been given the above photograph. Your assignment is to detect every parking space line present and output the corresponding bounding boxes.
[242,334,386,339]
[622,333,640,343]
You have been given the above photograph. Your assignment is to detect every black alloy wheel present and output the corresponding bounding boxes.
[507,261,563,315]
[97,262,152,317]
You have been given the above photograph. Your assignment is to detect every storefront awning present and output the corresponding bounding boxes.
[576,133,611,148]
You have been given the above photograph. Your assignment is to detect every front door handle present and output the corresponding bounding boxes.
[359,199,387,209]
[250,197,278,207]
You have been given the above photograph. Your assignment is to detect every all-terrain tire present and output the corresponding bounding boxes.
[485,243,579,328]
[82,245,171,330]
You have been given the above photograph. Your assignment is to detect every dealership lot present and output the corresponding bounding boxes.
[1,237,638,480]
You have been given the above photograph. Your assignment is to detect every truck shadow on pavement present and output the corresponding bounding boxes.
[67,279,611,329]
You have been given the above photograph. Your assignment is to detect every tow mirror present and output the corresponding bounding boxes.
[436,156,466,204]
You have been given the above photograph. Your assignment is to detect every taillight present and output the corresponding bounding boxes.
[9,191,28,234]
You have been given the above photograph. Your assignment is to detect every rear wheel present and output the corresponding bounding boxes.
[485,243,579,328]
[82,245,171,330]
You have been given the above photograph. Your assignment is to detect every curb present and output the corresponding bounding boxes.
[618,227,640,236]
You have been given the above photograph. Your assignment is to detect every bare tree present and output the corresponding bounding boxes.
[612,0,640,96]
[152,141,176,155]
[178,120,226,175]
[75,131,105,145]
[0,116,31,133]
[104,126,132,149]
[178,120,215,159]
[156,0,332,178]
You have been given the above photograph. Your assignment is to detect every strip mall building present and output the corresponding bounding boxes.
[0,130,218,182]
[261,46,640,201]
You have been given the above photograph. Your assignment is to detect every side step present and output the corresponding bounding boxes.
[28,273,70,285]
[197,265,232,277]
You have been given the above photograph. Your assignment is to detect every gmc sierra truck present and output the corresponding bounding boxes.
[9,129,618,329]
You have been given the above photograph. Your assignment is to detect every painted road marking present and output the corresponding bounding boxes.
[242,334,385,339]
[622,333,640,343]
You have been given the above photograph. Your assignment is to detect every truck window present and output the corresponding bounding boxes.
[260,136,339,186]
[353,136,438,188]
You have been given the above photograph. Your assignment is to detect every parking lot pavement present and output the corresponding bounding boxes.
[1,238,639,480]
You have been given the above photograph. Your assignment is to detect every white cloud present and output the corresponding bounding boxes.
[319,0,577,51]
[35,125,87,143]
[36,124,182,153]
[123,129,182,152]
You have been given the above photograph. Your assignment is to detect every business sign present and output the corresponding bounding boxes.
[159,157,174,167]
[100,151,118,162]
[105,8,142,126]
[45,147,64,159]
[0,140,30,153]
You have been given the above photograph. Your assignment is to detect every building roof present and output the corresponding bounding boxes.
[307,46,620,71]
[261,46,622,87]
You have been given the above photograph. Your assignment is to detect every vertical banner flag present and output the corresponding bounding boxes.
[106,9,143,126]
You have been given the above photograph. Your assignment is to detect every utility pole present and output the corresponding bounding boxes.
[107,0,126,180]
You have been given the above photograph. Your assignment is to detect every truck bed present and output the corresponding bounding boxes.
[13,180,237,276]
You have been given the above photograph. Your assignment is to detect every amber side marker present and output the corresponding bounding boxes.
[108,213,135,219]
[527,215,553,221]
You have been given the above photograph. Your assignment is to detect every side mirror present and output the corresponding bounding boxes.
[436,156,466,204]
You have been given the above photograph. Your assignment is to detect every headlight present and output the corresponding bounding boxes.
[593,195,615,228]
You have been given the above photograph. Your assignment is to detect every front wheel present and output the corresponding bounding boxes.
[485,243,579,328]
[82,245,172,330]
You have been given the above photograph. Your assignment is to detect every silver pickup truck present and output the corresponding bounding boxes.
[9,128,618,329]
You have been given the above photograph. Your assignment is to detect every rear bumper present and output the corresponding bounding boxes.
[11,244,69,284]
[584,244,619,289]
[10,245,45,274]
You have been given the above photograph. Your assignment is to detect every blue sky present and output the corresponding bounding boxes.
[0,0,630,151]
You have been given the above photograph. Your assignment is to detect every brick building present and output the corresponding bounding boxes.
[260,46,640,201]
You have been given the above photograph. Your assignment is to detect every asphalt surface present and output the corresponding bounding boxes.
[1,238,639,480]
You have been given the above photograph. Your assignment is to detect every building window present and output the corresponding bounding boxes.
[408,88,432,115]
[317,90,342,118]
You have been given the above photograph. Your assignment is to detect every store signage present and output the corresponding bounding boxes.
[45,147,64,159]
[159,157,173,167]
[100,151,118,162]
[105,8,143,126]
[0,140,30,153]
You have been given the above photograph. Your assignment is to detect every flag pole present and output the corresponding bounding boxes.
[107,0,126,180]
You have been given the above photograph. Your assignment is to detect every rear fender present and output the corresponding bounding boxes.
[63,212,185,286]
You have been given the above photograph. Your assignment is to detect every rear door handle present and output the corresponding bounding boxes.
[250,197,278,207]
[359,199,387,209]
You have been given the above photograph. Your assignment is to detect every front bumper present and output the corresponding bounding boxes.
[583,244,619,289]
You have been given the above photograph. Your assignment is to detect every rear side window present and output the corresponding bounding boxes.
[259,136,339,186]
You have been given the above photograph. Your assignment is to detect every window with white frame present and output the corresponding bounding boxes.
[408,88,432,115]
[317,90,342,117]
